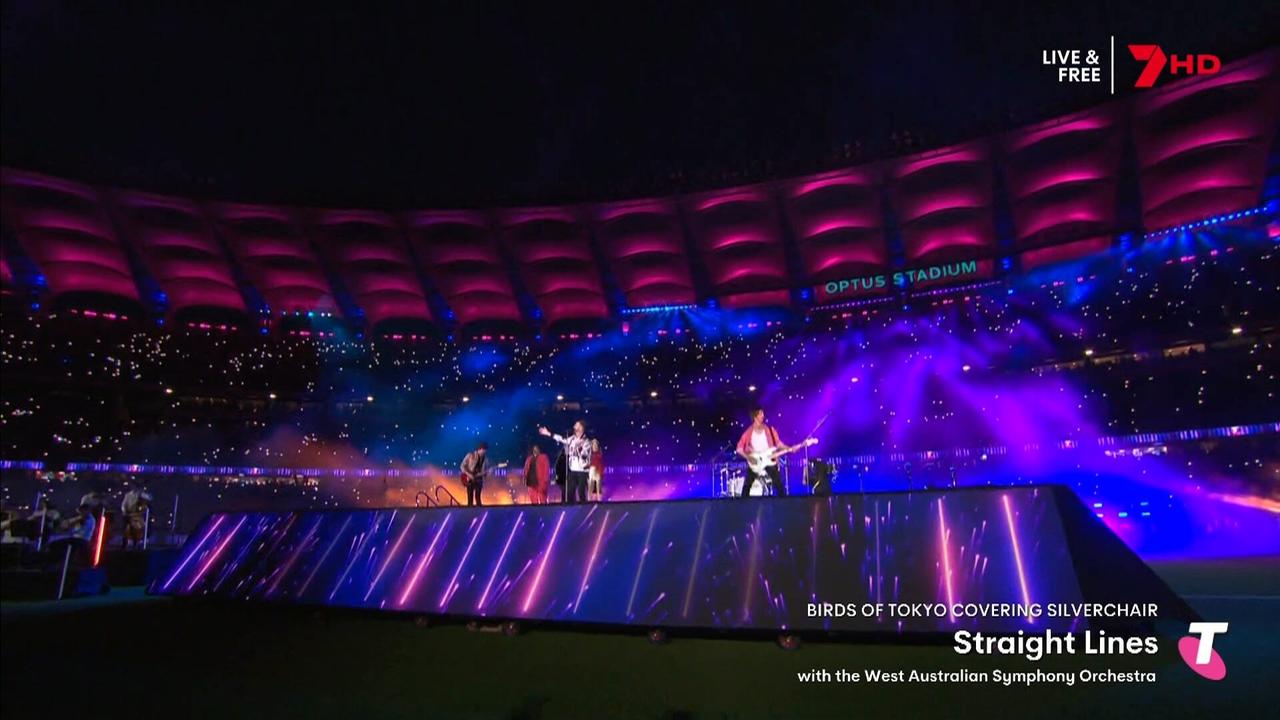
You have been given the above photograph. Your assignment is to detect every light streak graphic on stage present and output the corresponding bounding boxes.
[156,489,1089,633]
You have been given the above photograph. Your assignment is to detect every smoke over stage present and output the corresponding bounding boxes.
[154,485,1191,635]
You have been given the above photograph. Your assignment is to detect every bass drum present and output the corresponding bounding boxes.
[726,474,769,496]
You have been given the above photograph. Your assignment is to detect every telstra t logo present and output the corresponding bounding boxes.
[1178,622,1228,680]
[1128,45,1221,87]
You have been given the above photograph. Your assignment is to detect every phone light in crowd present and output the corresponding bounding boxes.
[164,388,174,395]
[462,396,470,403]
[366,395,374,403]
[268,393,277,400]
[1084,349,1095,357]
[962,365,971,372]
[649,391,659,398]
[556,394,565,401]
[748,385,757,392]
[1231,326,1243,335]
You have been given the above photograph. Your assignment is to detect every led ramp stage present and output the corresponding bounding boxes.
[154,486,1192,635]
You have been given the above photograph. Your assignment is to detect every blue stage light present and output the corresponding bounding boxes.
[1143,203,1268,241]
[620,303,697,316]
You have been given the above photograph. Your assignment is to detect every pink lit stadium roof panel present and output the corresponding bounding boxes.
[686,185,789,305]
[310,209,431,326]
[888,141,996,265]
[783,166,888,284]
[1131,50,1280,231]
[208,202,337,316]
[594,199,696,308]
[501,210,608,325]
[109,190,246,314]
[1,169,139,301]
[1002,105,1123,252]
[403,211,522,327]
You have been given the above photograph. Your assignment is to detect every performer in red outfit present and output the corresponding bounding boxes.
[588,439,605,502]
[523,444,552,504]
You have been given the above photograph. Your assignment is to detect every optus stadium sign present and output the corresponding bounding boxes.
[817,260,987,301]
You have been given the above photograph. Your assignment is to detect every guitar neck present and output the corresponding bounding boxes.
[779,439,816,456]
[470,463,507,478]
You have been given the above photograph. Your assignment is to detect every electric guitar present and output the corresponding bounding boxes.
[745,438,818,475]
[461,462,508,487]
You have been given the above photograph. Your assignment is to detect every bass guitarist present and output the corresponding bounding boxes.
[735,408,814,498]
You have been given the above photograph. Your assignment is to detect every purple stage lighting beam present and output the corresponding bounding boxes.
[440,514,489,609]
[364,515,415,602]
[522,511,566,614]
[575,510,611,614]
[1002,494,1034,621]
[330,512,384,602]
[398,514,453,608]
[627,508,661,620]
[266,516,323,597]
[937,498,957,623]
[161,515,225,591]
[479,512,524,612]
[185,516,247,592]
[297,516,353,598]
[681,509,709,619]
[740,505,764,622]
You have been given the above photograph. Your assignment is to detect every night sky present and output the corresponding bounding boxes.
[2,1,1276,208]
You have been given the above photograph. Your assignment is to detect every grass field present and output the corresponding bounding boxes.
[2,557,1276,719]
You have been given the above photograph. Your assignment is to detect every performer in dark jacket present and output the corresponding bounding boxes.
[460,442,489,507]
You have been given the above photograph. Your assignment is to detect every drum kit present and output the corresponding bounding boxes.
[713,457,836,497]
[717,467,760,497]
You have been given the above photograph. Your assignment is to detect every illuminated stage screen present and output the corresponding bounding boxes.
[156,486,1085,633]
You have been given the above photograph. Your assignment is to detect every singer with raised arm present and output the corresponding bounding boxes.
[538,421,591,504]
[735,407,816,498]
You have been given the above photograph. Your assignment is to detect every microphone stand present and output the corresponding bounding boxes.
[801,411,831,494]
